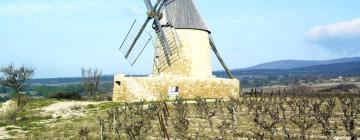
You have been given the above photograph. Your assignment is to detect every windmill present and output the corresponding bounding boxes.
[119,0,234,78]
[113,0,240,102]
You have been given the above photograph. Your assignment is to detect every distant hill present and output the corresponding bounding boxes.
[244,57,360,70]
[29,74,147,86]
[30,75,114,85]
[29,57,360,86]
[214,61,360,78]
[288,61,360,77]
[213,61,360,87]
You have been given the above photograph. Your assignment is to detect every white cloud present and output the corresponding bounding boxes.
[307,18,360,54]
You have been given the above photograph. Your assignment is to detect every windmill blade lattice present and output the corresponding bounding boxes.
[119,19,156,66]
[154,27,181,72]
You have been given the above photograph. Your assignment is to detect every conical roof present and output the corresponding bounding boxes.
[160,0,210,32]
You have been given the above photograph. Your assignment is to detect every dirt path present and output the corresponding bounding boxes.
[0,100,103,138]
[41,101,103,118]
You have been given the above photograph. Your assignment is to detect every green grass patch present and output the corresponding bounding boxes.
[18,98,56,116]
[16,115,52,131]
[8,130,19,136]
[0,122,7,127]
[23,99,56,110]
[86,104,96,109]
[5,126,19,131]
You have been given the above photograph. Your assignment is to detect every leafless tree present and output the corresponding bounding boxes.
[278,98,296,140]
[339,96,358,140]
[290,98,316,140]
[78,126,90,140]
[98,117,106,140]
[0,64,34,107]
[215,98,224,117]
[226,98,241,130]
[172,97,189,139]
[217,120,232,139]
[195,97,216,130]
[81,67,102,99]
[251,97,281,140]
[315,98,337,139]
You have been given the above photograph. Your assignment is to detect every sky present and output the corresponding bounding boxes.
[1,0,360,78]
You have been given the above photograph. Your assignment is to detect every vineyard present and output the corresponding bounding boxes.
[2,86,360,139]
[76,90,360,139]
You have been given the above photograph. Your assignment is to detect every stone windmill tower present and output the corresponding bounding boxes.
[114,0,240,102]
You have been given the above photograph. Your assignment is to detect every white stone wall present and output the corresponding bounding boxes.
[113,74,240,102]
[153,29,212,77]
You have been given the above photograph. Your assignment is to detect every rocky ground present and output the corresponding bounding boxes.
[0,99,103,139]
[41,101,101,118]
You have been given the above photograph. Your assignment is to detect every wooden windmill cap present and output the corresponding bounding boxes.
[159,0,210,33]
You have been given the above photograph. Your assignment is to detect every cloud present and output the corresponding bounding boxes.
[307,18,360,54]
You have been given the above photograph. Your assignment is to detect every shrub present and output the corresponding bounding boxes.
[172,97,189,139]
[0,96,10,103]
[18,95,29,107]
[49,92,81,100]
[0,100,18,124]
[78,126,90,140]
[195,97,216,130]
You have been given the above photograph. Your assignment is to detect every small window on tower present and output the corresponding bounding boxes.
[168,86,179,98]
[171,86,179,92]
[115,81,121,86]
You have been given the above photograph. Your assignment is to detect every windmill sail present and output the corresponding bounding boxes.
[119,19,182,68]
[119,20,155,66]
[119,0,176,67]
[154,27,181,72]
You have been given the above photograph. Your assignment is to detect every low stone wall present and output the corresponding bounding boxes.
[113,74,240,102]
